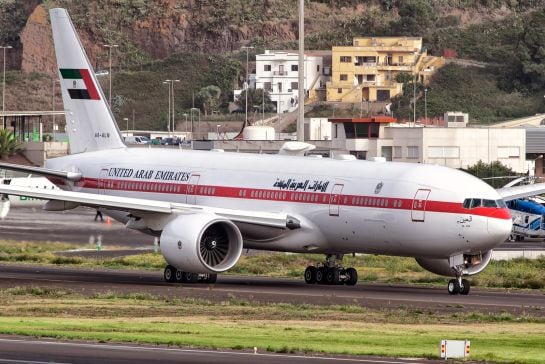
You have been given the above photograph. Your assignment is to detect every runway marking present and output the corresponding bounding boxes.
[0,359,70,364]
[0,338,422,363]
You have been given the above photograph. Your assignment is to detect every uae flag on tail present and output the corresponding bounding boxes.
[60,68,100,100]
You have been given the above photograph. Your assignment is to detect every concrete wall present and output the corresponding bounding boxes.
[22,141,69,166]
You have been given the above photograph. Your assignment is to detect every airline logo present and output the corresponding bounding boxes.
[59,68,100,100]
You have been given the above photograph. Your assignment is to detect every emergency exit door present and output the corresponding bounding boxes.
[329,183,344,216]
[411,189,430,222]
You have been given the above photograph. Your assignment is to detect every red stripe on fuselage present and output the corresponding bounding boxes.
[79,69,100,100]
[71,177,511,220]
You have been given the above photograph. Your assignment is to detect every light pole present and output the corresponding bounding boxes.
[241,45,254,127]
[52,79,59,140]
[216,124,221,140]
[163,80,171,135]
[123,117,129,138]
[424,88,428,124]
[103,44,118,107]
[191,107,200,140]
[1,45,12,129]
[183,113,188,134]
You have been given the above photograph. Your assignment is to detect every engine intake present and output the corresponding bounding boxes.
[160,213,243,274]
[415,250,492,277]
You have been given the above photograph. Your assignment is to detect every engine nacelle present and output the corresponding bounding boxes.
[0,195,10,219]
[160,213,243,274]
[415,250,492,277]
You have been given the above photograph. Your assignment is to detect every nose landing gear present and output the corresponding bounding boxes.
[448,275,470,295]
[304,254,358,286]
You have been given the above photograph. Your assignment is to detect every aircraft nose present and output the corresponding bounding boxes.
[488,215,512,245]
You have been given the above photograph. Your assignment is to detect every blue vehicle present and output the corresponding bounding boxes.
[507,198,545,241]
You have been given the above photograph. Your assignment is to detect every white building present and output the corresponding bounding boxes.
[330,117,527,173]
[251,50,324,114]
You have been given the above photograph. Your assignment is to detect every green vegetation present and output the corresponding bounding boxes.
[0,289,544,362]
[0,129,23,159]
[463,160,520,188]
[1,241,544,290]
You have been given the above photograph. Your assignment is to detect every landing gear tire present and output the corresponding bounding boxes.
[304,266,317,284]
[460,279,470,295]
[164,265,177,283]
[345,267,358,286]
[325,267,340,285]
[175,269,184,283]
[182,272,199,283]
[448,278,460,295]
[316,267,326,284]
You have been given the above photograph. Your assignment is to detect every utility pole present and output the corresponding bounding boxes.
[241,46,254,128]
[297,0,305,141]
[1,45,12,129]
[163,80,171,135]
[103,44,118,107]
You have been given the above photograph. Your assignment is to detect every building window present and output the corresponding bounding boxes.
[393,146,402,158]
[291,64,298,71]
[355,123,368,138]
[317,65,320,72]
[277,82,282,92]
[340,74,348,81]
[291,82,298,90]
[428,146,460,158]
[370,122,380,138]
[366,74,375,81]
[340,56,352,63]
[344,123,356,139]
[407,146,419,159]
[337,88,343,94]
[264,82,272,91]
[398,56,404,64]
[264,64,271,71]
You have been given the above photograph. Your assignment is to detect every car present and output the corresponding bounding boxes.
[161,137,180,146]
[124,136,151,145]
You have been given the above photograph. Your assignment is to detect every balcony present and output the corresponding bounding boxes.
[273,71,288,76]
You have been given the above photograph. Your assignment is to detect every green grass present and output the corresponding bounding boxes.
[0,290,544,362]
[0,240,544,290]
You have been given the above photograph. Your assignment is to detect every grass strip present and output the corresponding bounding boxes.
[0,316,543,362]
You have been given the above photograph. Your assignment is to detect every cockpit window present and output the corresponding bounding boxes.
[463,198,506,209]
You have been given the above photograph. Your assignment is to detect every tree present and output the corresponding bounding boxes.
[463,160,519,188]
[195,85,221,116]
[0,129,22,159]
[235,89,274,113]
[393,0,436,36]
[513,9,545,92]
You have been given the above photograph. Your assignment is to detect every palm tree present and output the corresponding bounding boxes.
[0,129,22,159]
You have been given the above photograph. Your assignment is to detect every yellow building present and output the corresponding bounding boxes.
[326,37,444,103]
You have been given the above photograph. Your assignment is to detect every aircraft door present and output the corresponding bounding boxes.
[329,183,344,216]
[98,168,109,194]
[411,189,430,222]
[186,174,200,204]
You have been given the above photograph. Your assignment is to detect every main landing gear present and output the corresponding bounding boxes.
[447,275,470,295]
[163,265,217,284]
[304,254,358,286]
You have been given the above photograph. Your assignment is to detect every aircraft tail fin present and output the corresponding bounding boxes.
[49,8,125,154]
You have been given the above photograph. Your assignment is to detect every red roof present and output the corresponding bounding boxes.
[329,116,397,123]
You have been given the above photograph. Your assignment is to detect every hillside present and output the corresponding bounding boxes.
[1,0,545,130]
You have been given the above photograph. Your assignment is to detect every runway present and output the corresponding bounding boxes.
[0,264,544,317]
[0,207,154,246]
[0,337,434,364]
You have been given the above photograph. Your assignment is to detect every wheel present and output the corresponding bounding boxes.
[304,266,317,284]
[460,279,470,295]
[345,267,358,286]
[316,267,326,284]
[183,272,199,283]
[163,265,177,283]
[448,278,460,295]
[325,268,340,285]
[175,269,184,283]
[204,274,217,284]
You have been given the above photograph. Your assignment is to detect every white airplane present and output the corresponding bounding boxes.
[0,8,542,295]
[0,176,57,218]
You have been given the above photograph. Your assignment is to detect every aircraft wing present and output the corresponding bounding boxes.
[0,184,298,230]
[0,162,81,181]
[497,182,545,201]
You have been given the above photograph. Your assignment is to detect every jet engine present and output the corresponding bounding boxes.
[0,194,9,219]
[160,213,243,274]
[415,250,492,277]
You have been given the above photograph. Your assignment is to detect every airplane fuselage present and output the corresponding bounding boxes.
[46,147,512,259]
